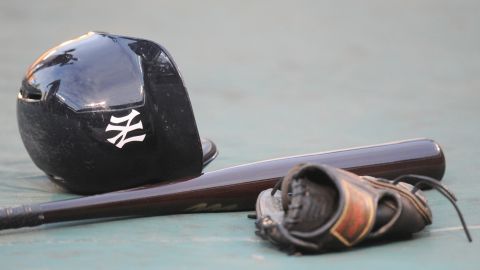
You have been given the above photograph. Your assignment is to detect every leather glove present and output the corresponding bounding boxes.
[254,164,471,254]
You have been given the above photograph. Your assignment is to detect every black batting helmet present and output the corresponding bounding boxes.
[17,32,217,194]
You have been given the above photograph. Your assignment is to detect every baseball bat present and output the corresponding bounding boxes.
[0,138,445,231]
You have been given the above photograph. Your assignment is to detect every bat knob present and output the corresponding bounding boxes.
[0,205,44,230]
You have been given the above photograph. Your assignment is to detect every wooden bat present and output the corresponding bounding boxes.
[0,138,445,230]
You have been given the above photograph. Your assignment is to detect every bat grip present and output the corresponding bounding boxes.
[0,205,44,230]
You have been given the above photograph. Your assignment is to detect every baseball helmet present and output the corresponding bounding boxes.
[17,32,217,194]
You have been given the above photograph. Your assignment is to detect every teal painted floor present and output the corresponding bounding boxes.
[0,1,479,269]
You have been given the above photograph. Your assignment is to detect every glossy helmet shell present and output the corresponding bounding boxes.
[17,32,203,194]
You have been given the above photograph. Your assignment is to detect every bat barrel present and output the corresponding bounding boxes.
[0,138,445,230]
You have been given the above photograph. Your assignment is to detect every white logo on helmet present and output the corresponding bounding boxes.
[105,109,146,148]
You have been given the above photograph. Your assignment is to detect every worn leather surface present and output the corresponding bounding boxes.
[255,165,433,252]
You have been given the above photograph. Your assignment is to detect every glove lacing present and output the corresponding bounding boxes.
[390,174,472,242]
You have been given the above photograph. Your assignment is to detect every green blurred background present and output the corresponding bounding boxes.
[0,1,479,269]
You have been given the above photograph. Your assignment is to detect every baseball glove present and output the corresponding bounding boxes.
[254,164,471,254]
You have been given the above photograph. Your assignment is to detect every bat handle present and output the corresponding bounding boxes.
[0,205,44,230]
